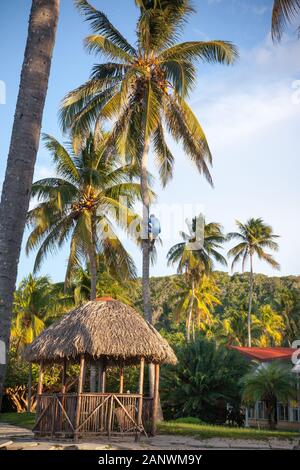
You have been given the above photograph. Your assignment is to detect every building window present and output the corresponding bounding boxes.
[257,401,266,419]
[292,408,300,422]
[277,403,288,421]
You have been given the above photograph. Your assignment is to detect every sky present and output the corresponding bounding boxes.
[0,0,299,284]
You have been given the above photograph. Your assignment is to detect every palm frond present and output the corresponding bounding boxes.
[75,0,137,55]
[272,0,300,41]
[165,95,213,185]
[159,40,238,64]
[162,59,196,97]
[152,123,175,187]
[84,35,134,62]
[42,134,80,183]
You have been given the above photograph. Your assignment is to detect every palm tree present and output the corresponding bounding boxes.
[0,0,60,409]
[174,275,221,341]
[241,362,297,429]
[26,131,142,300]
[59,0,238,328]
[167,217,227,341]
[12,275,55,412]
[255,304,284,347]
[63,259,134,307]
[218,309,252,347]
[227,218,280,347]
[272,0,300,41]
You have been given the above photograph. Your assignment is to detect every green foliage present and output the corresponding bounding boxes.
[161,337,249,424]
[5,347,39,388]
[148,272,300,346]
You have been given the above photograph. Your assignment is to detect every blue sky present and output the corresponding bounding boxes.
[0,0,299,284]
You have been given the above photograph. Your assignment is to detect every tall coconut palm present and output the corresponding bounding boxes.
[228,218,280,348]
[241,362,296,429]
[167,218,227,341]
[174,275,221,341]
[0,0,60,409]
[59,0,238,329]
[26,131,143,300]
[12,275,54,412]
[272,0,300,41]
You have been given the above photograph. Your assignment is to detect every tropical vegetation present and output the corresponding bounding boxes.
[161,337,249,424]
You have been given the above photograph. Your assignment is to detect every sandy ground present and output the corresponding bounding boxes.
[0,423,299,450]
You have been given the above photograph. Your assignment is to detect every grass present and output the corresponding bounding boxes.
[158,419,300,441]
[0,412,35,429]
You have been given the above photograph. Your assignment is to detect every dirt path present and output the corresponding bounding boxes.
[0,423,298,450]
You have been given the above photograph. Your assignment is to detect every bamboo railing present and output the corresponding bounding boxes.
[33,393,153,438]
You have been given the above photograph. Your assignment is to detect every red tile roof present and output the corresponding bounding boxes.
[96,296,114,302]
[229,346,297,361]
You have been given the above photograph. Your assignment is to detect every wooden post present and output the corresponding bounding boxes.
[119,366,124,394]
[60,358,67,432]
[97,359,103,392]
[98,358,107,431]
[108,394,114,439]
[101,364,106,393]
[27,362,32,412]
[61,358,67,394]
[151,363,160,436]
[37,361,44,395]
[75,354,85,439]
[136,358,145,439]
[90,361,97,392]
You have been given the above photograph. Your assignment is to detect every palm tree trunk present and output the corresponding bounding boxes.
[27,363,32,413]
[248,254,254,347]
[0,0,60,410]
[187,279,195,342]
[141,137,151,323]
[140,137,154,395]
[89,215,97,391]
[88,244,97,301]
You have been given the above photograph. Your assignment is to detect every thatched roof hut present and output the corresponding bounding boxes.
[24,297,177,366]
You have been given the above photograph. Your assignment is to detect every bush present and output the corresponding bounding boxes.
[161,337,249,424]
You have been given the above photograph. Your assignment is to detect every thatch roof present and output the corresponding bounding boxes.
[24,298,177,366]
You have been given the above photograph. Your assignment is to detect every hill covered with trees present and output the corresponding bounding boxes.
[138,272,300,347]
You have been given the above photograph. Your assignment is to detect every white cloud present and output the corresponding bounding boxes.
[33,165,55,180]
[190,35,300,153]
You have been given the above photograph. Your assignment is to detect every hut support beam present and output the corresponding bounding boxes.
[61,358,67,394]
[90,363,97,392]
[119,366,124,393]
[37,361,44,395]
[75,354,85,439]
[136,357,145,440]
[97,359,106,393]
[151,364,160,436]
